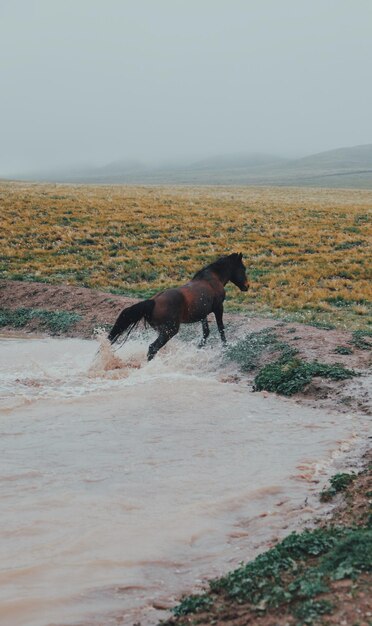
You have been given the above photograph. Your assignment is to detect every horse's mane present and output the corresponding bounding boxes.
[193,254,238,280]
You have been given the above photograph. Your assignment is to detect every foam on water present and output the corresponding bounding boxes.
[0,333,369,626]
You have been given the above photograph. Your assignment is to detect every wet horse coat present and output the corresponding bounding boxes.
[108,253,248,360]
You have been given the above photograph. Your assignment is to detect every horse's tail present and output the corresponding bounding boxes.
[108,299,155,345]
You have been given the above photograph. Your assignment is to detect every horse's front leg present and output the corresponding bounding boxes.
[198,318,210,348]
[214,306,227,346]
[147,324,179,361]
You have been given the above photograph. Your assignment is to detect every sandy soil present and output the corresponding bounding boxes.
[1,279,370,416]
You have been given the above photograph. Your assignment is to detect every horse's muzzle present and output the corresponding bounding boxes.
[240,283,249,292]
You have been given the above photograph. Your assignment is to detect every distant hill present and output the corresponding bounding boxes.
[258,144,372,187]
[10,144,372,188]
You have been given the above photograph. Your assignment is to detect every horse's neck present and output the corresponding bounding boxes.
[194,260,233,286]
[210,264,232,286]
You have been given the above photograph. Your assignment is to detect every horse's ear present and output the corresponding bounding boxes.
[238,252,243,260]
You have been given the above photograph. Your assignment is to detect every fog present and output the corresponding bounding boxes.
[1,0,371,176]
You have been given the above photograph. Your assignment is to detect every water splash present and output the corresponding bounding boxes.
[88,329,143,379]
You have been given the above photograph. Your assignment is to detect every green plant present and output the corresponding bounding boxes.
[0,307,81,333]
[334,345,353,355]
[225,330,296,372]
[293,598,333,624]
[172,594,212,616]
[320,472,357,502]
[253,359,357,396]
[334,240,364,250]
[320,529,372,579]
[170,527,370,622]
[351,329,372,350]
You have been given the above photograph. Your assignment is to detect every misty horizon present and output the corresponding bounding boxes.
[1,1,372,177]
[7,142,371,178]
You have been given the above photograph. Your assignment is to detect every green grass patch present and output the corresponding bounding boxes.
[308,320,336,330]
[172,594,213,617]
[351,329,372,350]
[0,308,81,333]
[225,329,296,372]
[293,599,333,624]
[334,345,353,355]
[172,527,372,622]
[320,472,357,502]
[334,240,365,250]
[225,330,357,396]
[326,296,370,309]
[253,358,357,396]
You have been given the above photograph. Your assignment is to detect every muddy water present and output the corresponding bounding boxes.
[0,333,368,626]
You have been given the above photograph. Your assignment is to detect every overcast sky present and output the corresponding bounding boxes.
[1,0,371,175]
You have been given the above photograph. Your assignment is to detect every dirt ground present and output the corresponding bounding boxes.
[1,279,371,416]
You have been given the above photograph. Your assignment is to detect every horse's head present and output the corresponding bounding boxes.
[230,252,249,291]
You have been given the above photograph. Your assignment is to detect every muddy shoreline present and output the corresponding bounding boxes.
[1,279,371,416]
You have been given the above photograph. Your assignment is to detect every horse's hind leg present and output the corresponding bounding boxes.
[147,325,179,361]
[214,306,227,346]
[198,318,210,348]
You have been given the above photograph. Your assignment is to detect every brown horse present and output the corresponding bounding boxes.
[108,253,248,360]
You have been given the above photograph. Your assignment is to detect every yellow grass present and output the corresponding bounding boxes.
[1,182,371,329]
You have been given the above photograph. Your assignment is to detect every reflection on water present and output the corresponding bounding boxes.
[0,333,368,626]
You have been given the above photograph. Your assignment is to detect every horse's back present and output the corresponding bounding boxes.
[151,288,185,328]
[151,278,224,327]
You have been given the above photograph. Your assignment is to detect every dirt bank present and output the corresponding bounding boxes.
[0,279,138,336]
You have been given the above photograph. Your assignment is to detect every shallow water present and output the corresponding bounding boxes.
[0,333,368,626]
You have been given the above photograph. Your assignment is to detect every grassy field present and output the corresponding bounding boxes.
[1,182,371,330]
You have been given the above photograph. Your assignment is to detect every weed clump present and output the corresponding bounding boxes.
[351,329,372,350]
[172,594,212,617]
[253,358,357,396]
[0,307,81,334]
[226,329,357,396]
[172,527,371,620]
[173,527,372,624]
[225,329,296,372]
[334,345,353,355]
[320,472,357,502]
[293,599,333,624]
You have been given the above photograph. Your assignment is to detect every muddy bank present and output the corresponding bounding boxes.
[162,451,372,626]
[0,279,138,337]
[1,279,370,416]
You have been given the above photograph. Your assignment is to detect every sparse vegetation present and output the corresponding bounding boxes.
[253,358,357,396]
[225,329,358,395]
[168,527,371,624]
[334,345,353,355]
[351,329,372,350]
[320,472,357,502]
[0,307,81,333]
[225,329,296,372]
[164,458,372,626]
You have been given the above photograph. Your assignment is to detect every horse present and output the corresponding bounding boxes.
[108,252,248,360]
